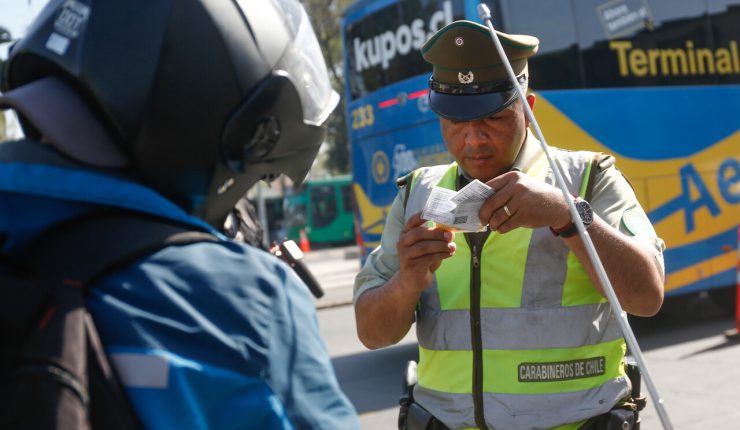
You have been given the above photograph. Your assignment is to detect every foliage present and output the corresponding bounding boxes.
[0,26,11,44]
[0,111,5,142]
[302,0,354,175]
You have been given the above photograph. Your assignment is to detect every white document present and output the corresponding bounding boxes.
[421,180,494,232]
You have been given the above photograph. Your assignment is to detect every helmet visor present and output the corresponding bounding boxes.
[273,0,339,126]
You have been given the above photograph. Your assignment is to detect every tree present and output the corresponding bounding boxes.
[0,110,5,142]
[303,0,353,175]
[0,26,11,44]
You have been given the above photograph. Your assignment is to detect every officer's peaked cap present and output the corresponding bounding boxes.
[422,20,538,122]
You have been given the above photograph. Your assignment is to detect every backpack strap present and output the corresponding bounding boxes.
[30,211,219,287]
[14,211,219,430]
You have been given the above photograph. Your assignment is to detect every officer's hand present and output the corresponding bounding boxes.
[397,212,456,292]
[479,171,571,233]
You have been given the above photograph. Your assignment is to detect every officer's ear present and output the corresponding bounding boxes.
[526,93,536,111]
[524,93,536,128]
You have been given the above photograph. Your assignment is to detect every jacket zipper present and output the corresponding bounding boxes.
[468,239,486,429]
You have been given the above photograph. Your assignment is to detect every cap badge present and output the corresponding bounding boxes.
[458,71,474,84]
[454,36,464,47]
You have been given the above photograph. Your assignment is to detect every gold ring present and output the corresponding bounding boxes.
[503,205,512,217]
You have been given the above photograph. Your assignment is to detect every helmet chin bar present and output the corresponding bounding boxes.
[195,72,326,226]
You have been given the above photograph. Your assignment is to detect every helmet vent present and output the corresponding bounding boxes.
[245,116,281,161]
[217,177,236,195]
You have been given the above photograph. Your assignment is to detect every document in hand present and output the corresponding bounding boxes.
[421,180,494,232]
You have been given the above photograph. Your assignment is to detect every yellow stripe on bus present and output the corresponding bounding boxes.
[353,182,389,235]
[666,251,738,292]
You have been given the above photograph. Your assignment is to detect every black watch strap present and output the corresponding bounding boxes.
[550,197,592,238]
[550,222,578,238]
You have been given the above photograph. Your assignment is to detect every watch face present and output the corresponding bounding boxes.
[576,199,593,226]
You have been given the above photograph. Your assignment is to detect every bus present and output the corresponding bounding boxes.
[341,0,740,300]
[283,175,357,248]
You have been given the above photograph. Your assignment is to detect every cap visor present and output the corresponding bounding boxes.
[429,89,517,122]
[0,77,129,168]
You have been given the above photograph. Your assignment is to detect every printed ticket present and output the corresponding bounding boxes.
[421,180,494,232]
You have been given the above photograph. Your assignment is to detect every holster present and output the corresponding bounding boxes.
[405,403,435,430]
[398,361,450,430]
[581,358,646,430]
[398,361,418,430]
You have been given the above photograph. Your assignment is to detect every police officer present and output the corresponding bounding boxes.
[0,0,358,428]
[354,20,665,430]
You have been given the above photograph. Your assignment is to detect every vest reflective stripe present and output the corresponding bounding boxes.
[407,152,629,429]
[419,337,625,394]
[521,227,569,307]
[414,379,628,430]
[416,304,624,351]
[110,353,170,389]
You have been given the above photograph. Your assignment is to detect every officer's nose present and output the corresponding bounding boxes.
[463,120,488,146]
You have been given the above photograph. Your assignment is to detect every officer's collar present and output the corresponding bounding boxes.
[510,131,543,173]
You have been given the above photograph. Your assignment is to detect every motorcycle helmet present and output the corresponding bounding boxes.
[1,0,339,226]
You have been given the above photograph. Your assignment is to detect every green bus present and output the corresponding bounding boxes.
[283,175,357,248]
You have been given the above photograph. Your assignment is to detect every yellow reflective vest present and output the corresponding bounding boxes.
[404,151,629,430]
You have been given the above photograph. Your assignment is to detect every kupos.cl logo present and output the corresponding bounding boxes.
[353,0,453,71]
[392,144,419,180]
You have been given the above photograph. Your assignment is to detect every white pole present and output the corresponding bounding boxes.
[476,4,673,429]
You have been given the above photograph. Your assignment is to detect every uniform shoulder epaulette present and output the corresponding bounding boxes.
[396,171,414,189]
[583,152,616,201]
[593,152,615,170]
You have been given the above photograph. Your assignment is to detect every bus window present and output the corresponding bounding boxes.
[284,199,307,227]
[310,185,338,229]
[283,176,355,247]
[572,0,716,88]
[647,0,705,29]
[341,185,355,213]
[708,0,740,85]
[498,0,582,89]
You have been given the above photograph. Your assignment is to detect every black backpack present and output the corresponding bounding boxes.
[0,212,217,430]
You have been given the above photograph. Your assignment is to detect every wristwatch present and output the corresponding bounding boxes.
[550,197,593,238]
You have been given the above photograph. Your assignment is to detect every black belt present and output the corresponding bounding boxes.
[578,407,638,430]
[407,407,636,430]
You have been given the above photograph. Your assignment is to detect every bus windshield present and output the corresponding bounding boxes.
[283,176,357,248]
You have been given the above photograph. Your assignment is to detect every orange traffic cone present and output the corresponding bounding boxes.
[299,229,311,253]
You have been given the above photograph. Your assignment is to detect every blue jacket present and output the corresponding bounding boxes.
[0,140,360,429]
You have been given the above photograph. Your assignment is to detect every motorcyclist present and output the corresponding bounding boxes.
[0,0,358,428]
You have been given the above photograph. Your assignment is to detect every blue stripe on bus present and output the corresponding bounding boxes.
[666,269,736,297]
[542,85,740,160]
[361,233,382,243]
[661,226,738,274]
